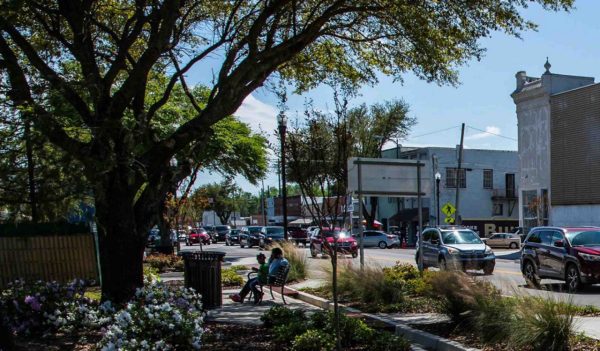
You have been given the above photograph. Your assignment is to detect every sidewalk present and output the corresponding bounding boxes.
[205,288,319,326]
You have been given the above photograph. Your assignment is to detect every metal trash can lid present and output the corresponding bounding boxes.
[180,250,226,261]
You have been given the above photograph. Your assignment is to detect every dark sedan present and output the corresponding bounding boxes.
[239,226,263,248]
[259,226,286,249]
[214,225,231,242]
[225,229,242,246]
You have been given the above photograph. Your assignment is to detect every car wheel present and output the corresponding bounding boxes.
[566,264,582,292]
[240,243,245,248]
[351,252,358,258]
[185,240,190,246]
[378,241,387,249]
[310,245,318,258]
[483,264,494,275]
[509,242,518,249]
[523,260,541,288]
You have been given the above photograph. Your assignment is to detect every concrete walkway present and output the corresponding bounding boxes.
[204,288,319,326]
[574,317,600,340]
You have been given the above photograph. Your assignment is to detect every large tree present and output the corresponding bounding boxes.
[0,0,573,302]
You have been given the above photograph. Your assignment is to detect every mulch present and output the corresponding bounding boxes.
[12,331,102,351]
[202,321,278,351]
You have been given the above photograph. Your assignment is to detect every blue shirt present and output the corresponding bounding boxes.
[268,257,289,276]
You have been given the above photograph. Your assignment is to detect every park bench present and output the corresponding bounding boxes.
[247,265,291,304]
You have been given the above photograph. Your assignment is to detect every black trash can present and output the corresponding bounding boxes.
[181,251,226,309]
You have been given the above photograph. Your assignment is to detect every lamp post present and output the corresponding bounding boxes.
[435,172,441,226]
[278,112,289,241]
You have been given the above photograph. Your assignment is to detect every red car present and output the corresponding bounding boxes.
[288,227,309,247]
[310,228,358,258]
[187,228,211,245]
[521,226,600,292]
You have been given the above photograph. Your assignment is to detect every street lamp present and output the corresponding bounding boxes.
[435,172,441,226]
[277,112,289,241]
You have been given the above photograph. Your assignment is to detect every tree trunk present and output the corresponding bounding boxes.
[94,172,148,304]
[361,197,378,229]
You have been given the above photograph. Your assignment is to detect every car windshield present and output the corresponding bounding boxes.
[441,230,482,244]
[248,227,262,234]
[230,230,240,235]
[266,227,284,236]
[566,231,600,247]
[215,226,229,231]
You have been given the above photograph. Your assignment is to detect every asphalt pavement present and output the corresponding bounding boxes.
[180,242,600,307]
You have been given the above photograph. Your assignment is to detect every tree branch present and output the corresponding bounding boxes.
[1,23,94,125]
[0,35,90,161]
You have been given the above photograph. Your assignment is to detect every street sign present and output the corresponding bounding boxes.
[445,216,455,224]
[441,203,456,216]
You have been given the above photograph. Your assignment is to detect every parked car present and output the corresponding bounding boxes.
[512,226,527,243]
[482,233,521,249]
[354,230,400,249]
[202,225,217,243]
[415,226,495,274]
[310,228,358,258]
[520,226,600,292]
[177,230,188,242]
[288,227,309,246]
[239,226,264,248]
[147,229,160,248]
[225,229,241,246]
[259,226,286,249]
[214,225,231,242]
[187,228,211,245]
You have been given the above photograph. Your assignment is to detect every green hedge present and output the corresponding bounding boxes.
[0,222,91,236]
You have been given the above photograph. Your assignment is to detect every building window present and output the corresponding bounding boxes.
[445,168,466,188]
[493,203,503,216]
[483,169,493,189]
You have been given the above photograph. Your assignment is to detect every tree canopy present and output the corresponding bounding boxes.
[0,0,574,302]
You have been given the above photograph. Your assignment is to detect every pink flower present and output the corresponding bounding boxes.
[24,295,41,311]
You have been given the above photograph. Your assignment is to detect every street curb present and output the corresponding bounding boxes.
[284,285,479,351]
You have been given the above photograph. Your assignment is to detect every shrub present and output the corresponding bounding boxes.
[471,286,515,343]
[97,282,204,350]
[308,310,373,347]
[221,268,244,286]
[424,271,482,323]
[144,253,182,273]
[328,263,405,306]
[271,241,308,282]
[370,331,411,351]
[292,329,334,351]
[0,279,111,336]
[229,265,250,271]
[261,305,306,328]
[143,265,161,285]
[510,296,576,351]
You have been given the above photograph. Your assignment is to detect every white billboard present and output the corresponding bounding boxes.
[347,157,430,197]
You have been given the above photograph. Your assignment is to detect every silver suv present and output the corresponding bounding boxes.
[416,226,495,274]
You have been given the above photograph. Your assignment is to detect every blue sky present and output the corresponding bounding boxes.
[189,1,600,194]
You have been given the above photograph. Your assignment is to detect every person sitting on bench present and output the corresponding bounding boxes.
[229,253,269,304]
[267,247,289,284]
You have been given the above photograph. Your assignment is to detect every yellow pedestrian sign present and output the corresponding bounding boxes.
[441,203,456,216]
[444,216,455,224]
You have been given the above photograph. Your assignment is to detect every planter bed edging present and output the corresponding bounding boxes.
[283,285,479,351]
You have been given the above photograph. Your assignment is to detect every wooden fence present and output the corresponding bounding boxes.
[0,234,99,288]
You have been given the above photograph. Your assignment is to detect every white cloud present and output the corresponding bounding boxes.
[234,94,278,136]
[465,126,501,140]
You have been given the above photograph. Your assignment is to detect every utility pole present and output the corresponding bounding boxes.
[357,159,365,269]
[261,180,266,226]
[455,123,465,225]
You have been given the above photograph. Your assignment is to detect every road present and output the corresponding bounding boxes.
[180,242,600,307]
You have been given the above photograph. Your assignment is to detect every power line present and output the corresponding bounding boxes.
[405,125,461,140]
[466,125,517,141]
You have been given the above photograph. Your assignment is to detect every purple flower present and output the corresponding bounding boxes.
[24,295,41,311]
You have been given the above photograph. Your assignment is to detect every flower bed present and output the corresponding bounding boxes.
[1,278,204,350]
